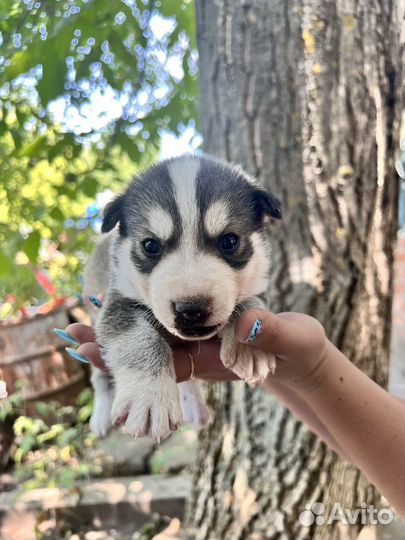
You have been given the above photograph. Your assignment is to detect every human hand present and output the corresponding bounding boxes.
[64,323,239,382]
[65,309,327,390]
[234,309,328,391]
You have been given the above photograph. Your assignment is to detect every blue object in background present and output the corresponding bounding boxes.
[397,140,405,230]
[399,180,405,230]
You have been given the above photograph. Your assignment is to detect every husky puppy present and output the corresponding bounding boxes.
[84,154,281,442]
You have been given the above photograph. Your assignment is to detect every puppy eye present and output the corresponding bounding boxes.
[217,233,239,254]
[142,238,161,256]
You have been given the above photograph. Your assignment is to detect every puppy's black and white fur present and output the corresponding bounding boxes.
[84,154,281,442]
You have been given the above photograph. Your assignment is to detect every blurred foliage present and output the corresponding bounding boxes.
[0,0,198,309]
[133,514,172,540]
[1,387,100,490]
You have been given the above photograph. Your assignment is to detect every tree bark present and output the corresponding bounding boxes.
[187,1,404,539]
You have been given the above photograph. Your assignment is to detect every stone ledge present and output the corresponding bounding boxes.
[0,474,191,540]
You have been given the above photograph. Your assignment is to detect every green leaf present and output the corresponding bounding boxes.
[78,404,92,423]
[3,50,34,80]
[18,135,48,158]
[56,427,78,446]
[14,416,32,437]
[20,434,36,455]
[36,423,64,444]
[77,388,93,406]
[116,132,141,162]
[48,134,76,161]
[22,230,41,263]
[108,32,136,66]
[0,121,9,137]
[10,128,22,150]
[37,46,66,106]
[35,402,51,416]
[57,467,75,488]
[0,251,12,276]
[81,177,99,198]
[49,207,65,222]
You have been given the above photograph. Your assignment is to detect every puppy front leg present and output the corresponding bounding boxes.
[219,296,276,384]
[89,367,114,438]
[178,380,210,428]
[97,303,182,442]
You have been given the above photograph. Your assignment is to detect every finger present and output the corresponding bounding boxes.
[77,343,110,373]
[173,348,194,382]
[173,341,239,383]
[197,373,240,382]
[190,339,239,381]
[66,323,97,344]
[235,309,297,354]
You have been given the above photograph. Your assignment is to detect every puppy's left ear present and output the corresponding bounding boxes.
[101,194,127,235]
[252,188,282,222]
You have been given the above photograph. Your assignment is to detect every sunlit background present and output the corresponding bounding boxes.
[0,0,202,317]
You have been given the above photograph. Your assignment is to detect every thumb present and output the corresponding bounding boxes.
[235,309,294,355]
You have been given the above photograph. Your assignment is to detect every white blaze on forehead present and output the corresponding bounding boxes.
[168,157,200,233]
[147,206,174,240]
[204,200,230,237]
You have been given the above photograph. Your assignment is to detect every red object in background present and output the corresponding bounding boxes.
[19,306,29,317]
[37,298,66,314]
[32,268,66,314]
[33,269,57,296]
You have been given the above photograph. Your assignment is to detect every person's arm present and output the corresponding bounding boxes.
[236,310,405,513]
[297,341,405,512]
[66,311,405,512]
[66,321,354,460]
[261,379,352,461]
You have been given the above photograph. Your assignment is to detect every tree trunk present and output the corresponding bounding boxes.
[187,1,404,539]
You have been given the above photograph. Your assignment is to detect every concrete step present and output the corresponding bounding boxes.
[0,474,191,540]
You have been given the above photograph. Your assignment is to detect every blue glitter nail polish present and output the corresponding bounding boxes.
[88,294,103,309]
[247,319,263,342]
[65,347,90,364]
[53,328,79,347]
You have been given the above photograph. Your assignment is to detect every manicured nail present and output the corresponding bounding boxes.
[53,328,79,346]
[65,347,90,364]
[246,319,263,343]
[88,294,103,309]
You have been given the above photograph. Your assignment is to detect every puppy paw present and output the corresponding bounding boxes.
[220,327,276,384]
[90,397,114,438]
[112,373,182,443]
[89,378,114,438]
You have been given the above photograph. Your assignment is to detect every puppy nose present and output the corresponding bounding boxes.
[174,298,210,326]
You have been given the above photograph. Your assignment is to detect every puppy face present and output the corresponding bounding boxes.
[102,155,281,340]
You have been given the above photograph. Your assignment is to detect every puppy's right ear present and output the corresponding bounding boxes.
[101,194,127,235]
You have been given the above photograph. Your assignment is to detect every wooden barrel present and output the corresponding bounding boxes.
[0,307,88,408]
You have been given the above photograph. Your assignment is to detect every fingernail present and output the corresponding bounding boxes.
[65,347,90,364]
[53,328,79,346]
[246,319,263,343]
[88,294,103,309]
